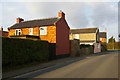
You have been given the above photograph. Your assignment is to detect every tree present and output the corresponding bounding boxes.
[108,36,116,43]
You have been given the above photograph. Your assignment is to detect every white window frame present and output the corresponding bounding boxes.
[74,34,79,39]
[29,28,33,35]
[15,29,21,35]
[40,27,47,35]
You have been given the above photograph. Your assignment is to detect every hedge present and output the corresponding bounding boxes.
[80,44,94,49]
[2,37,49,69]
[101,44,107,52]
[80,44,94,55]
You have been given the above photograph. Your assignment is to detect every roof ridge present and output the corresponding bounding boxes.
[80,27,98,29]
[21,17,58,23]
[71,27,98,30]
[99,32,107,33]
[9,17,59,29]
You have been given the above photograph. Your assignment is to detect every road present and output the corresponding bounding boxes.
[15,51,119,79]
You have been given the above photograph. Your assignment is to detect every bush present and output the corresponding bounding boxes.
[101,44,107,52]
[2,37,49,69]
[80,44,94,49]
[80,44,94,55]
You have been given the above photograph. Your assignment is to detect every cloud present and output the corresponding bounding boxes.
[22,2,119,41]
[0,2,119,41]
[23,2,90,28]
[89,2,118,40]
[90,2,117,26]
[1,0,120,2]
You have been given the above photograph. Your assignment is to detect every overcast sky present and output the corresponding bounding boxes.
[0,0,119,41]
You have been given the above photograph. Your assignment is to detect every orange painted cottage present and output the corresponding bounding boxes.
[8,11,70,56]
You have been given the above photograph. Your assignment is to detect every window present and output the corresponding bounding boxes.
[15,29,21,35]
[74,34,79,39]
[29,28,33,35]
[40,27,47,35]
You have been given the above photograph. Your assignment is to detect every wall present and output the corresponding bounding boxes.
[70,39,80,57]
[70,33,96,41]
[9,27,39,36]
[70,41,94,57]
[79,33,96,41]
[100,38,106,43]
[56,18,70,55]
[96,29,100,42]
[9,29,15,36]
[9,26,56,43]
[107,42,120,50]
[69,34,74,40]
[40,26,56,43]
[94,43,101,53]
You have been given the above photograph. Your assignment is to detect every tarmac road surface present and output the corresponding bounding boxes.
[33,51,118,78]
[14,51,119,79]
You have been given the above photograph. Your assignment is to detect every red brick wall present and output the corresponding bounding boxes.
[56,18,70,55]
[40,26,56,43]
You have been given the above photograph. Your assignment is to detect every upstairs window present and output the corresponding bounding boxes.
[29,28,33,35]
[74,34,79,39]
[40,27,47,35]
[15,29,21,35]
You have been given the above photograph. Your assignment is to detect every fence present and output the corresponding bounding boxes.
[107,42,120,50]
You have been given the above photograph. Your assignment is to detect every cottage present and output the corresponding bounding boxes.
[8,11,70,56]
[70,27,100,45]
[99,32,107,44]
[70,27,102,53]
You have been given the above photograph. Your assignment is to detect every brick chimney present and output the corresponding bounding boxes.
[16,17,24,23]
[58,10,65,18]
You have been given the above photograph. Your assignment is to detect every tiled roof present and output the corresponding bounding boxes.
[70,27,98,34]
[9,17,60,29]
[99,32,106,38]
[80,40,95,42]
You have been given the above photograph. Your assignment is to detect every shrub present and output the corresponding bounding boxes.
[80,44,94,55]
[2,37,49,69]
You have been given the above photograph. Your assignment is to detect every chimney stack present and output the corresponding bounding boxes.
[58,10,65,18]
[16,17,24,23]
